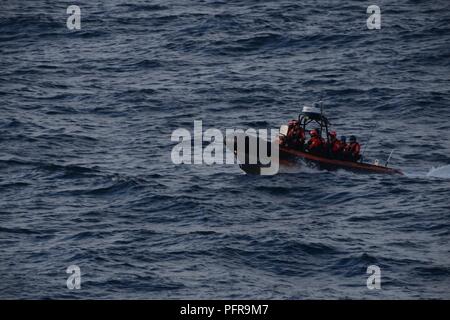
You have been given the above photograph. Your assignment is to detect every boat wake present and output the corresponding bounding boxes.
[404,165,450,179]
[426,165,450,179]
[278,163,324,174]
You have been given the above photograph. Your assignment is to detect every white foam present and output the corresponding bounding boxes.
[278,162,323,174]
[404,164,450,179]
[426,165,450,179]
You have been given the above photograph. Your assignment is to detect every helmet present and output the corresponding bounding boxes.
[309,129,318,137]
[329,131,337,138]
[349,135,357,142]
[341,136,347,143]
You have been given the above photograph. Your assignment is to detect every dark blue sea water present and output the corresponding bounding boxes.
[1,0,450,299]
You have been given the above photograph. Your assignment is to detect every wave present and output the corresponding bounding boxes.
[127,59,164,69]
[115,3,169,12]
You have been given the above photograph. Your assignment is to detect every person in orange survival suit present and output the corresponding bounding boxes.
[285,120,305,149]
[306,129,324,155]
[327,131,342,158]
[345,135,361,161]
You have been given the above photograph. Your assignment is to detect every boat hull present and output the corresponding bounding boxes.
[278,146,403,175]
[224,134,403,175]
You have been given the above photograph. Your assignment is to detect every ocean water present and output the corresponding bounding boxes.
[1,0,450,299]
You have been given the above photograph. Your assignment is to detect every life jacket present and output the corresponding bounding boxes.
[287,125,305,146]
[330,139,342,154]
[308,136,324,152]
[286,121,296,139]
[346,142,361,160]
[339,142,348,153]
[296,127,305,141]
[349,142,360,155]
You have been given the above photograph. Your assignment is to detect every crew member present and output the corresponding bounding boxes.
[345,135,361,161]
[306,129,324,154]
[335,135,347,159]
[286,120,305,149]
[328,131,343,158]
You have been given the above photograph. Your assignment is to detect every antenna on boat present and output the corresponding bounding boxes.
[385,149,395,167]
[360,122,378,162]
[318,99,326,137]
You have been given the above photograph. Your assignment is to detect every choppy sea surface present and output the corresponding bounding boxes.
[1,0,450,299]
